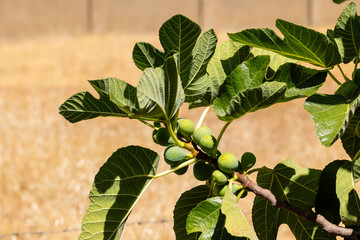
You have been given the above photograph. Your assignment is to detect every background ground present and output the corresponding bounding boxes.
[0,29,356,240]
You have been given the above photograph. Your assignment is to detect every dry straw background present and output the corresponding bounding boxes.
[0,0,358,239]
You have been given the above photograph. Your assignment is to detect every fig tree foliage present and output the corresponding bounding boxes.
[59,2,360,239]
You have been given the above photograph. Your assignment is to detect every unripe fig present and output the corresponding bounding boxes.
[354,68,360,84]
[164,146,187,165]
[152,129,158,144]
[193,126,212,145]
[218,153,239,174]
[241,152,256,171]
[335,81,357,99]
[198,134,217,156]
[214,184,241,196]
[154,122,162,128]
[178,119,195,139]
[156,127,175,146]
[212,170,228,185]
[193,160,215,181]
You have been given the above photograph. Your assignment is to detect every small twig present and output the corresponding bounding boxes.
[235,172,360,239]
[328,71,342,85]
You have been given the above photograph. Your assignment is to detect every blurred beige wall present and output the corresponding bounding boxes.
[0,0,353,39]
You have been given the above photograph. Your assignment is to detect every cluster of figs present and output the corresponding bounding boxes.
[152,119,256,197]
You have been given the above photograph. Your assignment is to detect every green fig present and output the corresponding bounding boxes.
[178,119,195,139]
[164,146,187,165]
[218,153,239,174]
[193,126,212,145]
[152,129,158,144]
[198,134,217,156]
[241,152,256,171]
[193,160,215,181]
[212,170,228,185]
[354,68,360,84]
[156,127,175,146]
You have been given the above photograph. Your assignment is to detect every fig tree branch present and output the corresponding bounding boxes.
[235,172,360,240]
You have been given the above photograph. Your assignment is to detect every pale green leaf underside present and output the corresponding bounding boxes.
[222,188,257,239]
[79,146,159,240]
[304,92,360,147]
[173,185,210,240]
[186,197,245,240]
[334,2,360,63]
[229,19,341,68]
[253,158,333,240]
[336,160,360,226]
[132,42,165,70]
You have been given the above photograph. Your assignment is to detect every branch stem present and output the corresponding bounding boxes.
[234,172,360,239]
[328,71,342,85]
[212,121,231,157]
[153,158,197,179]
[196,106,210,129]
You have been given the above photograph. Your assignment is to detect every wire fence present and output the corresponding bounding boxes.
[0,219,172,239]
[0,211,251,239]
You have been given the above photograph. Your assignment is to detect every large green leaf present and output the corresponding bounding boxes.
[137,55,184,120]
[334,2,360,63]
[173,185,210,240]
[315,160,342,225]
[186,197,245,240]
[341,107,360,159]
[336,160,360,226]
[304,91,360,146]
[79,146,159,240]
[159,14,201,82]
[132,42,165,71]
[190,40,251,108]
[354,157,360,182]
[184,29,218,102]
[221,188,256,239]
[228,19,341,68]
[252,158,334,240]
[272,63,327,101]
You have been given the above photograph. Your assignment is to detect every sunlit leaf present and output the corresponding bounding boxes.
[252,158,334,240]
[221,188,256,239]
[229,19,341,68]
[334,2,360,63]
[79,146,159,240]
[186,197,245,240]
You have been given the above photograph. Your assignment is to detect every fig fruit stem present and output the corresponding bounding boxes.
[211,121,231,157]
[196,106,210,129]
[207,179,215,198]
[153,158,197,179]
[172,110,180,134]
[139,119,157,129]
[353,55,360,80]
[328,71,341,85]
[236,188,246,203]
[166,120,184,148]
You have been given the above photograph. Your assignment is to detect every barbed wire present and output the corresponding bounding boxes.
[0,219,172,239]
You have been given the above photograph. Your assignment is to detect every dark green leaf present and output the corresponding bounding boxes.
[132,42,164,70]
[159,14,201,82]
[79,146,159,240]
[173,185,210,240]
[341,107,360,159]
[229,19,341,68]
[333,0,349,3]
[315,160,343,225]
[221,188,256,239]
[336,160,360,226]
[252,158,334,240]
[334,2,360,63]
[273,63,327,101]
[354,157,360,182]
